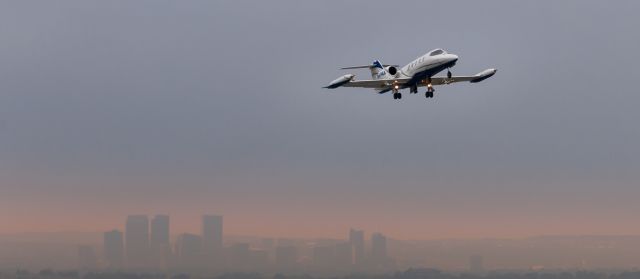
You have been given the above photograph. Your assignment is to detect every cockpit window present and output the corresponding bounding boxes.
[429,49,445,56]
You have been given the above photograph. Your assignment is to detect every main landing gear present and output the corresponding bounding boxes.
[392,85,402,100]
[425,78,435,98]
[425,84,435,99]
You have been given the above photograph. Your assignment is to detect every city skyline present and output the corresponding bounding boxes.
[1,2,640,277]
[96,214,393,275]
[5,220,640,273]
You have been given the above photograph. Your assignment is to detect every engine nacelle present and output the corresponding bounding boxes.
[325,74,355,89]
[386,66,398,77]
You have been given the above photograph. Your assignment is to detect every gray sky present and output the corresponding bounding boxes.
[1,1,639,239]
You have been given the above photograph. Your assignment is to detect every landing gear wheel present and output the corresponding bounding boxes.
[425,90,434,98]
[447,70,452,79]
[398,93,402,99]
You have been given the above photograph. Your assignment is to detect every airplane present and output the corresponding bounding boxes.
[324,48,496,100]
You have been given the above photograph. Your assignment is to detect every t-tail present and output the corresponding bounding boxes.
[370,60,388,80]
[340,60,393,80]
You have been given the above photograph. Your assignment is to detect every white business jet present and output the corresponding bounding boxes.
[324,49,496,100]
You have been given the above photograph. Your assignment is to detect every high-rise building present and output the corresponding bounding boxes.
[349,229,364,266]
[126,215,150,270]
[104,230,124,269]
[469,255,484,273]
[176,233,203,269]
[371,233,387,266]
[150,215,170,249]
[202,215,223,257]
[150,215,170,269]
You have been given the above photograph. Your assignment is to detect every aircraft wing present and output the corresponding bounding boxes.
[324,68,496,93]
[429,68,497,86]
[341,78,411,89]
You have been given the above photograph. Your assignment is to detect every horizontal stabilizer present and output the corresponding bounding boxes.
[341,64,398,70]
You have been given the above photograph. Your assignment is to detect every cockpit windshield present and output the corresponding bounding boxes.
[429,49,445,56]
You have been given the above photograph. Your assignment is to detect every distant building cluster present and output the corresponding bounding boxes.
[84,215,394,275]
[6,268,640,279]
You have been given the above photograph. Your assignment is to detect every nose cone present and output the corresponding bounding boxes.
[450,54,459,62]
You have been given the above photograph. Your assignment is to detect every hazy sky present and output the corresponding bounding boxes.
[1,1,639,239]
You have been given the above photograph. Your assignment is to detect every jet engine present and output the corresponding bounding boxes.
[386,66,398,77]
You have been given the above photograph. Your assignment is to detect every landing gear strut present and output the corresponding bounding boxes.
[447,69,452,79]
[425,79,434,99]
[392,85,402,100]
[425,84,434,99]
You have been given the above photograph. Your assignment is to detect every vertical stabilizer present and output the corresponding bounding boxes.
[370,60,388,80]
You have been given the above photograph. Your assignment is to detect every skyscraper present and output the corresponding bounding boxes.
[371,233,387,267]
[176,233,203,269]
[349,229,364,266]
[202,215,223,256]
[150,215,170,269]
[104,230,124,269]
[126,215,150,270]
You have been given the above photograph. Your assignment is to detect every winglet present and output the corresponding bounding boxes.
[470,68,497,83]
[324,74,356,89]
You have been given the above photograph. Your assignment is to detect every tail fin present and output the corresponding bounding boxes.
[340,60,395,80]
[370,60,387,80]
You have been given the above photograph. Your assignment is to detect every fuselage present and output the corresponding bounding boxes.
[398,49,459,84]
